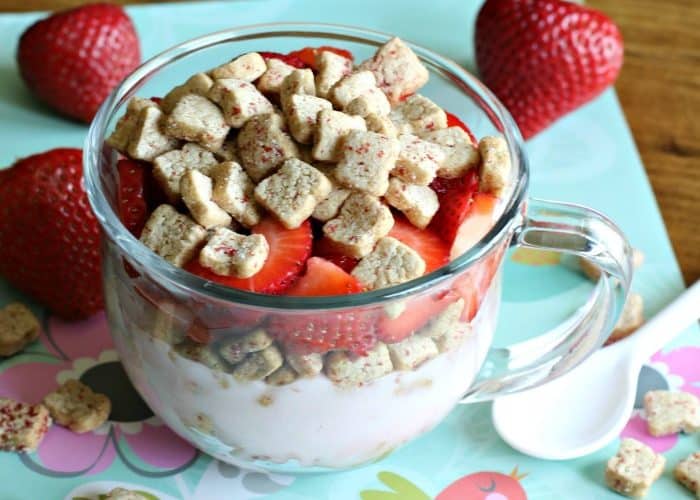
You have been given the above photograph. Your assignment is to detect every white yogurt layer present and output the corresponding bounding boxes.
[112,278,500,469]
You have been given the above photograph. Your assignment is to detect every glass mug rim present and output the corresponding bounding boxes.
[84,22,529,310]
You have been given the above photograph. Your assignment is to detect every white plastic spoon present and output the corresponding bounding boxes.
[492,281,700,460]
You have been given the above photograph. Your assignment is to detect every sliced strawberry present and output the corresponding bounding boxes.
[287,257,363,296]
[117,158,149,236]
[377,292,457,343]
[452,239,505,321]
[449,192,498,260]
[287,46,354,70]
[429,170,480,245]
[312,237,359,273]
[388,216,450,274]
[258,51,307,69]
[445,111,478,146]
[185,218,312,294]
[268,309,378,355]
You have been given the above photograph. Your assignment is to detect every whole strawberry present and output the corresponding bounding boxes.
[17,3,140,123]
[475,0,623,139]
[0,149,102,319]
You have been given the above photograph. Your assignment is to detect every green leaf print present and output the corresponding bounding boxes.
[360,471,431,500]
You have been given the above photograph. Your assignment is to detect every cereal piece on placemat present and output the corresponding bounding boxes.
[104,487,149,500]
[644,390,700,436]
[43,379,110,434]
[352,237,426,290]
[323,193,394,258]
[478,136,512,197]
[0,398,51,452]
[199,227,269,278]
[675,452,700,498]
[325,343,393,386]
[140,204,207,267]
[606,293,644,344]
[605,438,665,498]
[0,302,40,357]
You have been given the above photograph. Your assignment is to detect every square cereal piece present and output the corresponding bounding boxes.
[257,58,296,94]
[421,126,480,179]
[675,452,700,498]
[286,94,332,144]
[140,204,207,267]
[127,106,180,161]
[232,345,284,381]
[0,302,40,357]
[43,379,111,433]
[218,328,273,364]
[644,390,700,436]
[286,352,323,377]
[390,94,448,136]
[153,143,219,202]
[434,322,471,353]
[345,87,391,117]
[210,52,267,81]
[106,97,157,152]
[385,177,439,229]
[335,129,401,196]
[208,78,274,128]
[180,169,232,229]
[386,335,438,370]
[418,298,465,339]
[0,398,51,452]
[605,438,665,498]
[161,73,214,113]
[478,136,512,196]
[311,165,351,222]
[315,50,353,99]
[164,93,230,152]
[607,293,644,345]
[312,109,366,162]
[330,70,377,109]
[323,193,394,258]
[266,364,298,386]
[174,339,229,372]
[199,227,269,278]
[393,134,445,185]
[325,343,393,387]
[254,159,332,229]
[213,139,239,163]
[351,236,426,290]
[211,161,262,228]
[104,488,149,500]
[365,113,398,138]
[280,68,316,112]
[359,37,429,104]
[237,113,300,181]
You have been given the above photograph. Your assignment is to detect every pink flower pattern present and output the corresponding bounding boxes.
[0,313,198,477]
[620,347,700,452]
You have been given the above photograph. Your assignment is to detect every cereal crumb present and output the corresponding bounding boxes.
[0,302,40,357]
[605,438,665,497]
[43,379,110,434]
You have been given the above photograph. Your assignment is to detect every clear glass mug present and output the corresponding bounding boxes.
[84,23,633,473]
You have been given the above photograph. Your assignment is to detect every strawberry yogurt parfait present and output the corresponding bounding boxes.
[85,24,633,472]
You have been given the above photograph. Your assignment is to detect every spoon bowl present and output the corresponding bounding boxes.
[492,281,700,460]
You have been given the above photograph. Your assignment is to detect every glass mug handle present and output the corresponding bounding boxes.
[461,197,634,403]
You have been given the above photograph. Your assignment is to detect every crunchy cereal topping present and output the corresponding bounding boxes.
[140,204,207,267]
[210,161,263,228]
[330,70,378,109]
[233,345,284,381]
[325,343,393,387]
[199,227,269,278]
[315,50,353,99]
[257,58,296,94]
[180,169,232,229]
[218,328,273,364]
[393,133,445,185]
[386,335,438,370]
[675,452,700,498]
[365,113,398,138]
[351,236,426,290]
[208,78,274,128]
[152,143,219,202]
[334,129,401,196]
[107,97,158,152]
[345,87,392,117]
[311,165,351,222]
[127,105,180,161]
[285,94,332,144]
[478,136,511,196]
[390,94,447,136]
[312,109,366,162]
[421,126,480,179]
[210,52,267,81]
[161,73,214,113]
[280,68,316,112]
[385,177,439,229]
[237,113,300,181]
[164,93,230,152]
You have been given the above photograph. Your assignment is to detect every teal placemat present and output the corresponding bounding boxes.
[0,1,697,499]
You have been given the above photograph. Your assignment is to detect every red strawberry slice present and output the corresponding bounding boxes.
[475,0,623,138]
[312,237,359,273]
[117,158,149,236]
[17,4,140,123]
[0,148,102,319]
[287,257,363,296]
[258,51,308,69]
[449,192,498,260]
[268,309,378,356]
[389,216,450,274]
[429,170,480,245]
[445,111,478,146]
[185,218,312,294]
[378,292,457,343]
[452,240,505,321]
[287,46,354,70]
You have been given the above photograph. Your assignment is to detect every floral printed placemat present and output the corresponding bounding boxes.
[0,1,697,499]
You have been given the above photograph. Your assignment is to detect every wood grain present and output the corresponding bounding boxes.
[2,0,698,283]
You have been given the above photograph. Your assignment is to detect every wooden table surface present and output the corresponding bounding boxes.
[2,0,698,284]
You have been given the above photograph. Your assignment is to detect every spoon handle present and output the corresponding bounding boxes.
[624,281,700,364]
